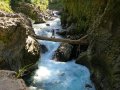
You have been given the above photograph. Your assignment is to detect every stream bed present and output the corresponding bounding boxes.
[29,15,95,90]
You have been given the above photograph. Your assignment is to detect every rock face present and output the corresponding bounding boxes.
[0,70,28,90]
[53,43,73,62]
[0,11,40,73]
[76,1,120,90]
[87,1,120,90]
[62,0,120,90]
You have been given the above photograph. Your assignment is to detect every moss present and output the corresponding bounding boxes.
[32,0,49,11]
[62,0,120,89]
[0,34,11,44]
[11,0,48,11]
[49,0,62,10]
[10,0,48,22]
[76,52,91,69]
[0,0,13,13]
[61,0,108,34]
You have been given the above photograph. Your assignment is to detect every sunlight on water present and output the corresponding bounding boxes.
[30,15,95,90]
[34,66,51,81]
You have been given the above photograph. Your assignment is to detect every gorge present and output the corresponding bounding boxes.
[28,15,95,90]
[0,0,120,90]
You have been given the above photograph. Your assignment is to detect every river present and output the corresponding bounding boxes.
[29,13,95,90]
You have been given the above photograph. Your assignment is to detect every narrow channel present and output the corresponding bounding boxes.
[29,12,95,90]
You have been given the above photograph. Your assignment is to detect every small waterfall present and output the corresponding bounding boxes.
[30,15,95,90]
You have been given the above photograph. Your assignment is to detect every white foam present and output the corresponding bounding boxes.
[30,17,95,90]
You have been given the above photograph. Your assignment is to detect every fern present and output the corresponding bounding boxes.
[16,63,34,78]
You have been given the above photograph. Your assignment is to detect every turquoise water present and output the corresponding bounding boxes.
[30,16,95,90]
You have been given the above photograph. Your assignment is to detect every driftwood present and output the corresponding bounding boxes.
[32,35,88,45]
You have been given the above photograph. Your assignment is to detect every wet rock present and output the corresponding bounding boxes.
[57,23,79,38]
[57,30,67,36]
[0,70,28,90]
[76,52,91,68]
[0,11,40,73]
[40,44,48,53]
[85,84,92,88]
[53,43,73,62]
[46,23,50,26]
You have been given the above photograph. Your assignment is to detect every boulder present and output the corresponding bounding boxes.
[58,23,77,35]
[40,44,48,53]
[0,70,28,90]
[0,11,40,74]
[53,43,73,62]
[11,2,46,24]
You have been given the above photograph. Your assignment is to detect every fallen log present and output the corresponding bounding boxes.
[32,35,88,45]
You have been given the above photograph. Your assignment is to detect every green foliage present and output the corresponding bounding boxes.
[61,0,107,33]
[11,0,48,11]
[0,0,12,12]
[61,0,90,33]
[10,0,48,21]
[16,63,34,78]
[49,0,62,10]
[32,0,49,10]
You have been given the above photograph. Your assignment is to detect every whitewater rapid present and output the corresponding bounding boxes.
[29,17,95,90]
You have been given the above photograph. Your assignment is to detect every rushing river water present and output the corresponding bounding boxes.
[29,14,95,90]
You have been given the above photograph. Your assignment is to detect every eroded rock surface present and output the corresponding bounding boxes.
[0,11,40,73]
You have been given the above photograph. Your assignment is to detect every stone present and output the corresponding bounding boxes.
[0,11,40,74]
[0,70,28,90]
[40,44,48,53]
[46,23,50,26]
[53,43,73,62]
[11,2,46,24]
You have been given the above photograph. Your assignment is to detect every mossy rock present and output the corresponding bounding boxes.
[76,52,91,69]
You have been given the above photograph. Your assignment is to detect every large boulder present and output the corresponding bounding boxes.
[0,70,28,90]
[0,11,40,74]
[53,43,73,62]
[11,2,46,24]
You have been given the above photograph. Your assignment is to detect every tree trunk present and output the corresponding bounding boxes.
[32,35,88,45]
